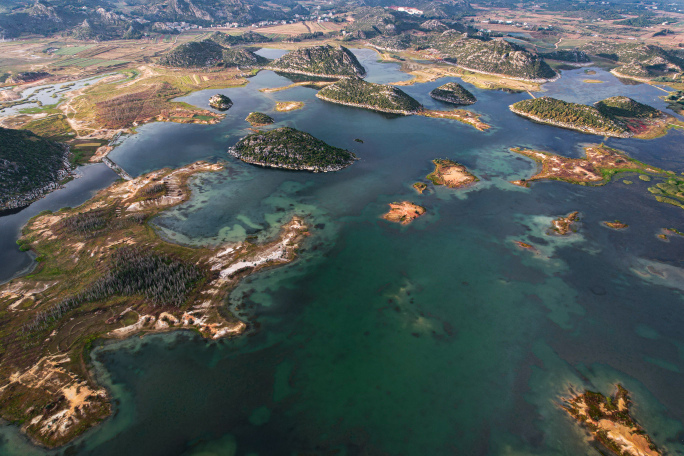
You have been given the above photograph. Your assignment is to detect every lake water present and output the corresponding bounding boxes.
[2,49,684,455]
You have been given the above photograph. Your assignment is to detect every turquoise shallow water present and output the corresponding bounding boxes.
[2,49,684,455]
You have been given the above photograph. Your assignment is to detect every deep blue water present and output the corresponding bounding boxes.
[2,49,684,456]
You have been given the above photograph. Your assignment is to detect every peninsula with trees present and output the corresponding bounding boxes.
[229,127,356,172]
[0,161,309,448]
[510,96,678,139]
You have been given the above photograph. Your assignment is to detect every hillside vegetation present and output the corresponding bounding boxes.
[267,45,366,78]
[208,31,271,46]
[229,127,356,172]
[0,127,71,211]
[317,78,422,114]
[158,39,268,68]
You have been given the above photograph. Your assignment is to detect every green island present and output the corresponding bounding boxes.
[426,159,479,189]
[647,177,684,210]
[245,111,274,126]
[429,82,477,106]
[266,45,366,78]
[563,385,660,456]
[510,96,679,139]
[0,127,71,212]
[0,161,308,447]
[158,39,268,69]
[228,126,357,172]
[316,78,422,115]
[209,94,233,111]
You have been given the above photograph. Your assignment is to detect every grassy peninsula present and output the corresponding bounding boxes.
[316,78,422,115]
[266,45,366,78]
[0,161,308,447]
[0,127,71,212]
[229,127,356,172]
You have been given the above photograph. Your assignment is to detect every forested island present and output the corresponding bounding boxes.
[0,127,72,212]
[429,82,477,105]
[229,127,357,172]
[316,78,422,114]
[266,45,366,78]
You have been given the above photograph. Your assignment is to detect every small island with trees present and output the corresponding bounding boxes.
[228,126,357,172]
[429,82,477,105]
[245,111,274,126]
[209,94,233,111]
[316,78,422,115]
